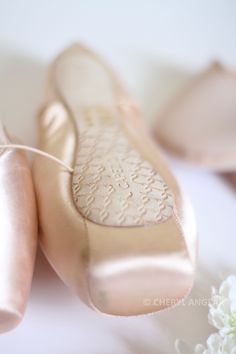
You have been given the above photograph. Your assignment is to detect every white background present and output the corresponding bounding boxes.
[0,1,236,353]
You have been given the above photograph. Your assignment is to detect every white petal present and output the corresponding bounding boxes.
[220,279,231,297]
[220,276,236,298]
[175,339,193,354]
[208,310,225,329]
[226,275,236,287]
[218,299,231,315]
[219,326,232,336]
[210,295,222,308]
[206,333,222,350]
[211,286,217,296]
[222,334,236,352]
[230,300,236,312]
[194,344,205,354]
[229,288,236,301]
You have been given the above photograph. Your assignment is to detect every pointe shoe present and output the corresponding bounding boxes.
[0,123,37,332]
[33,44,197,316]
[155,62,236,172]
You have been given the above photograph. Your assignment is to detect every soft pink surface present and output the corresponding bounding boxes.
[0,1,236,351]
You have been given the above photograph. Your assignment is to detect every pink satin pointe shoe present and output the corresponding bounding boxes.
[0,123,37,332]
[155,62,236,172]
[33,43,197,316]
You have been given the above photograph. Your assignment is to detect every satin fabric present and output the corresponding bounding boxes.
[155,62,236,171]
[33,44,197,315]
[0,123,37,332]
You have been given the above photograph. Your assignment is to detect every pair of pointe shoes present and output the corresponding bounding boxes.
[0,43,203,333]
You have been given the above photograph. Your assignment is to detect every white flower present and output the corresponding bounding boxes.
[175,334,236,354]
[175,276,236,354]
[209,276,236,335]
[195,333,236,354]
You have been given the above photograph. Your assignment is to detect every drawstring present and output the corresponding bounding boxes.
[0,144,74,173]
